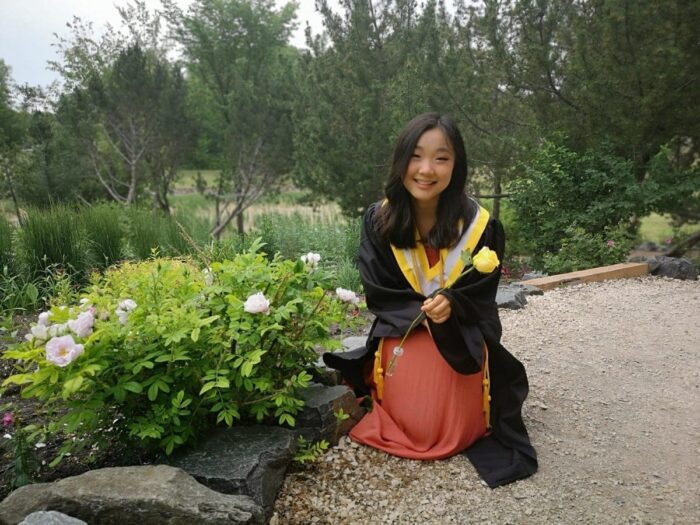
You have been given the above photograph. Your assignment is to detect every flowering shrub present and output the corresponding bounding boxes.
[541,225,633,274]
[3,242,356,459]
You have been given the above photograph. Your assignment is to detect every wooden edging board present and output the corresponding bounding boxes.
[523,262,649,291]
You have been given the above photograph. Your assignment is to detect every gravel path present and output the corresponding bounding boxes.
[273,276,700,524]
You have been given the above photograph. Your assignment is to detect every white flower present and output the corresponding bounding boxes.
[45,335,84,367]
[115,299,137,325]
[30,323,49,342]
[68,310,95,339]
[47,323,68,338]
[243,292,270,314]
[79,298,91,310]
[203,267,214,286]
[37,311,52,326]
[301,252,321,268]
[336,287,360,305]
[34,442,46,448]
[24,334,34,343]
[118,299,137,312]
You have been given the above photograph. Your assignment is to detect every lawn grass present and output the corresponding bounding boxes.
[638,213,700,244]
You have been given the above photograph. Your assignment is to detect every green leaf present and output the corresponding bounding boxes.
[25,283,39,304]
[123,381,143,394]
[190,327,200,342]
[62,375,84,397]
[199,382,215,395]
[148,383,159,401]
[279,413,295,426]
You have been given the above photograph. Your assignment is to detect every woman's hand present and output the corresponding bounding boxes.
[421,293,452,324]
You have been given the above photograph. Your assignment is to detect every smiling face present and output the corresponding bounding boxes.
[402,127,455,211]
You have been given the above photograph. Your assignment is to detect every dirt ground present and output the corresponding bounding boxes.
[274,276,700,524]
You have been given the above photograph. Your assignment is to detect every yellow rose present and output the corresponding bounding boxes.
[472,246,500,274]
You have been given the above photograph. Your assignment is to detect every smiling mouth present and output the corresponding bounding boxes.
[414,179,436,186]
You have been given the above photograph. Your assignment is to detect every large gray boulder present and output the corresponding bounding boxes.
[19,511,86,525]
[0,465,263,525]
[296,384,364,445]
[496,282,543,310]
[172,426,295,520]
[647,256,698,280]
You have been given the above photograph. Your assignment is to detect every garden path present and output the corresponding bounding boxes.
[273,275,700,524]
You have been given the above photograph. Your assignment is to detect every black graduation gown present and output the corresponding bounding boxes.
[323,201,538,487]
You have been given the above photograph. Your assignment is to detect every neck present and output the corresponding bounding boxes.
[412,200,438,240]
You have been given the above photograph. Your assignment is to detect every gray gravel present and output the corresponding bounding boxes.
[273,276,700,524]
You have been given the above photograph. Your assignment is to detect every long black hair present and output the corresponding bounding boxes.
[376,112,475,249]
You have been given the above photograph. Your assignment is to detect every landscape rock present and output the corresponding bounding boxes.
[172,426,295,520]
[19,511,86,525]
[296,384,365,445]
[496,283,543,310]
[646,256,698,280]
[520,271,548,281]
[341,336,367,351]
[0,465,262,525]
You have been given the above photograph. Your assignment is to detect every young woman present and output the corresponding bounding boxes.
[324,113,537,487]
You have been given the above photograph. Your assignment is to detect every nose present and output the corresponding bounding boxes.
[417,158,433,174]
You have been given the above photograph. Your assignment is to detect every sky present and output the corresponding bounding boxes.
[0,0,339,88]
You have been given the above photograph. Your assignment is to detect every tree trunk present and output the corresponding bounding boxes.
[665,230,700,258]
[492,172,502,220]
[237,212,244,235]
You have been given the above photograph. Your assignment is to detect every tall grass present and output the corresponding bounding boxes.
[251,211,363,291]
[19,205,89,278]
[82,203,124,269]
[0,215,13,272]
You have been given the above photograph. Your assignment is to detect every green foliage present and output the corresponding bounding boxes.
[123,207,190,259]
[18,205,89,279]
[541,226,634,274]
[333,408,350,423]
[509,141,645,269]
[293,435,329,464]
[3,243,351,458]
[644,143,700,224]
[249,212,362,292]
[0,267,40,313]
[81,203,124,269]
[0,214,13,271]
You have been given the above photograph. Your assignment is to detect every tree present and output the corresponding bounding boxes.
[490,0,700,179]
[294,0,455,216]
[51,4,196,210]
[0,60,27,224]
[164,0,298,236]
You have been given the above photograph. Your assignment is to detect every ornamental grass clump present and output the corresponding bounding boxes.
[3,241,353,462]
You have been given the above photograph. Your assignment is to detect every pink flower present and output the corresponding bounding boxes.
[607,239,616,248]
[2,412,14,428]
[37,311,51,326]
[336,288,360,305]
[45,335,84,367]
[68,310,95,339]
[244,292,270,314]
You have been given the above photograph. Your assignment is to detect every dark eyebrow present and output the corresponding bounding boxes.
[413,145,453,153]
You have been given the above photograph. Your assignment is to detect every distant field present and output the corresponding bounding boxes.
[638,213,700,244]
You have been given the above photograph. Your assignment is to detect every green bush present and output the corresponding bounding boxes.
[541,225,634,274]
[3,242,353,460]
[19,205,89,279]
[509,141,645,270]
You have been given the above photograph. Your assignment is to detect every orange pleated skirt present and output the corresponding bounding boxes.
[350,327,487,459]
